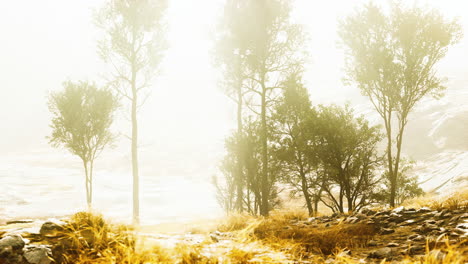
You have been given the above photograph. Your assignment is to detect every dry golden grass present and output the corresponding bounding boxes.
[46,208,468,264]
[403,187,468,211]
[254,220,376,256]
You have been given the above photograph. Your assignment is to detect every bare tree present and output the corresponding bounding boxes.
[48,81,117,210]
[339,2,462,207]
[95,0,168,224]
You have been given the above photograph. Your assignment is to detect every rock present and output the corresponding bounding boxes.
[380,228,395,235]
[417,207,432,213]
[39,222,63,237]
[375,211,390,217]
[0,234,26,252]
[360,208,377,216]
[368,247,394,259]
[23,245,53,264]
[0,234,26,263]
[392,206,405,213]
[367,240,378,247]
[387,242,399,247]
[6,220,34,225]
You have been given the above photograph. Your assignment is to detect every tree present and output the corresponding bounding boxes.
[214,0,249,212]
[373,160,424,205]
[339,2,462,207]
[224,0,305,216]
[215,117,281,215]
[96,0,168,224]
[316,105,383,213]
[272,74,319,216]
[48,81,117,210]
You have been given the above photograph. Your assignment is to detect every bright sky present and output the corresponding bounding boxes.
[0,0,467,157]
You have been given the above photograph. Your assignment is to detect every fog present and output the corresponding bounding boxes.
[1,0,467,223]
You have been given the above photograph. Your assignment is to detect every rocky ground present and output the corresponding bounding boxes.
[0,206,467,263]
[288,206,468,262]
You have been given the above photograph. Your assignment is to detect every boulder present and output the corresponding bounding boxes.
[23,245,52,264]
[39,222,63,237]
[0,234,26,263]
[0,234,25,253]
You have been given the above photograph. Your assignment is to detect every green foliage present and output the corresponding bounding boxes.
[218,0,306,216]
[48,81,117,207]
[48,81,117,162]
[215,117,281,215]
[339,1,462,207]
[315,105,383,213]
[271,74,320,216]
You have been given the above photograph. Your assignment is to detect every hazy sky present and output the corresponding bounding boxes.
[0,0,467,157]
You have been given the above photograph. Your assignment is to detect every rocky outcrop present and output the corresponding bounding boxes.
[286,206,467,262]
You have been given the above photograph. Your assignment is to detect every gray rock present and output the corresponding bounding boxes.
[0,234,26,263]
[392,206,405,213]
[368,247,393,259]
[417,207,432,213]
[23,245,52,264]
[0,234,25,251]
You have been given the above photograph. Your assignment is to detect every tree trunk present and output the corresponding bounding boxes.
[89,160,94,210]
[235,80,244,212]
[260,83,269,216]
[131,74,140,225]
[384,112,396,207]
[83,160,91,211]
[347,194,353,213]
[313,197,319,216]
[300,173,313,216]
[393,120,406,206]
[339,188,344,213]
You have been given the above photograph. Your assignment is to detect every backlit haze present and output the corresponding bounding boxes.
[0,0,467,224]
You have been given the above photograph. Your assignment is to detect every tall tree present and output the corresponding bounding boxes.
[48,81,117,210]
[339,2,462,207]
[272,74,319,216]
[96,0,168,224]
[214,0,249,212]
[227,0,305,216]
